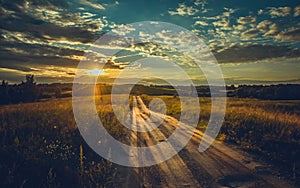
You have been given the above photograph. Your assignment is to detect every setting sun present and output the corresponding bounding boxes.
[86,68,105,76]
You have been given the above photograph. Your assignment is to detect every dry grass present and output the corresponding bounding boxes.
[0,97,117,187]
[0,95,300,186]
[144,95,300,180]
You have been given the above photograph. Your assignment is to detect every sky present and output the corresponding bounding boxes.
[0,0,299,85]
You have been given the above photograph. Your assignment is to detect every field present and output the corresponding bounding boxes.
[0,95,300,187]
[142,96,300,177]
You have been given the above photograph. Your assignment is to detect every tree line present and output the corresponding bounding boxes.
[0,75,39,105]
[229,84,300,100]
[1,76,300,106]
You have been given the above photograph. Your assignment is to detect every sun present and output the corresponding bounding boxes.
[86,68,105,76]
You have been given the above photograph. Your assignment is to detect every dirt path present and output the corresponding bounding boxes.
[116,96,295,188]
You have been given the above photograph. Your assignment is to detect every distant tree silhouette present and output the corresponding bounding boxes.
[54,87,62,98]
[234,84,300,100]
[1,80,8,87]
[0,75,41,105]
[19,75,39,102]
[0,80,9,105]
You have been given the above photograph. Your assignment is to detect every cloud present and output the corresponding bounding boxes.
[0,29,85,73]
[263,23,280,36]
[194,20,208,26]
[194,0,206,7]
[255,20,280,37]
[0,8,98,44]
[233,24,246,31]
[211,8,236,32]
[0,63,77,83]
[29,5,108,33]
[275,28,300,42]
[78,0,105,10]
[0,63,36,73]
[102,59,124,69]
[0,0,299,84]
[241,29,260,40]
[111,24,136,36]
[294,5,300,17]
[268,6,291,18]
[0,0,108,43]
[257,9,264,15]
[214,44,300,63]
[193,0,209,13]
[256,20,273,32]
[1,30,46,45]
[36,66,77,78]
[237,16,256,25]
[212,18,231,30]
[0,28,87,55]
[168,3,199,16]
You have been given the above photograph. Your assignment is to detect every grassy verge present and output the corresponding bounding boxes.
[143,95,300,181]
[0,97,119,187]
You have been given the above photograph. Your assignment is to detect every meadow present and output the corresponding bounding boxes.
[141,95,300,181]
[0,97,118,187]
[0,95,300,187]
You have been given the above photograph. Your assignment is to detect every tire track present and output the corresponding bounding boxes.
[134,96,201,187]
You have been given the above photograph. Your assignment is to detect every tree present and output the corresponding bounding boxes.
[0,80,9,105]
[19,75,39,102]
[55,87,62,98]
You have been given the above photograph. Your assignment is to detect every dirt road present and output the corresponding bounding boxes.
[115,96,294,188]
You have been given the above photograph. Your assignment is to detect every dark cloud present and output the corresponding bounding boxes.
[103,59,124,69]
[0,0,69,12]
[0,60,34,72]
[0,41,84,75]
[276,28,300,42]
[0,0,91,74]
[0,0,98,77]
[0,0,100,43]
[214,44,300,63]
[0,15,98,44]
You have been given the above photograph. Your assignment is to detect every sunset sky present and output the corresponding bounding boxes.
[0,0,299,84]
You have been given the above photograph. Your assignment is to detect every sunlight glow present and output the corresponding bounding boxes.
[86,68,105,76]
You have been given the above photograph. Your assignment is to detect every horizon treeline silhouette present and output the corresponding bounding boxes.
[1,75,300,106]
[231,84,300,100]
[0,75,39,105]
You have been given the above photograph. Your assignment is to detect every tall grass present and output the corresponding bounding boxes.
[145,95,300,181]
[222,101,300,180]
[1,95,299,186]
[0,97,118,187]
